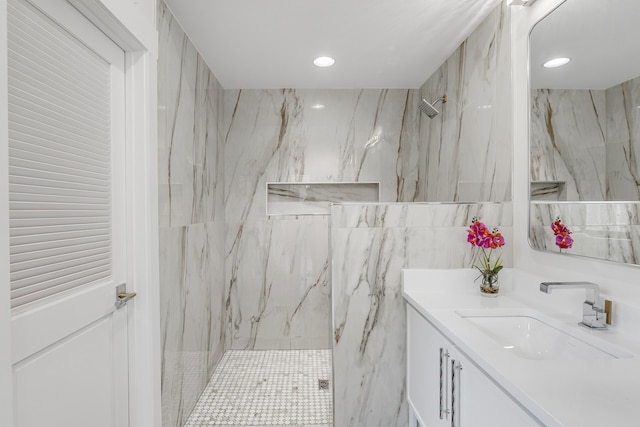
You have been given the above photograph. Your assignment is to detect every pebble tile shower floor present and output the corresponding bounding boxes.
[185,350,333,427]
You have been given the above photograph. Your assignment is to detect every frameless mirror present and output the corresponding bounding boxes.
[528,0,640,264]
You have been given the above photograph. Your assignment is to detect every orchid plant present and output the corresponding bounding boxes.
[551,217,573,251]
[466,217,505,290]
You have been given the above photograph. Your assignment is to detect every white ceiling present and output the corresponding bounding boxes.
[163,0,502,89]
[530,0,640,90]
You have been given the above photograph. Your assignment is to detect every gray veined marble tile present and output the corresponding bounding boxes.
[158,2,226,426]
[330,202,513,427]
[224,216,331,350]
[329,3,513,424]
[222,88,412,352]
[416,3,512,203]
[330,201,512,229]
[159,222,225,427]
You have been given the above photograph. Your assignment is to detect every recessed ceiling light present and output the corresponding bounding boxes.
[543,57,571,68]
[311,104,325,110]
[313,56,335,67]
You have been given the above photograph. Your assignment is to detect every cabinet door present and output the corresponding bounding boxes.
[407,306,449,426]
[407,305,542,427]
[452,348,541,427]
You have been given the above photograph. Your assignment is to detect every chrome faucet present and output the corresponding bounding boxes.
[539,282,609,329]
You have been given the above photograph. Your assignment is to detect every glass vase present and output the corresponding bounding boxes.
[479,272,499,297]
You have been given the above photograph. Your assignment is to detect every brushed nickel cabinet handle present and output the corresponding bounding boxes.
[440,348,450,419]
[451,360,463,427]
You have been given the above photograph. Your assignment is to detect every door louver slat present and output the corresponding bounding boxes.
[8,0,113,308]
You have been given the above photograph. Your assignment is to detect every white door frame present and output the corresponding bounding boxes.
[0,1,160,426]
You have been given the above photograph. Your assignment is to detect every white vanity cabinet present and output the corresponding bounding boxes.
[407,305,541,427]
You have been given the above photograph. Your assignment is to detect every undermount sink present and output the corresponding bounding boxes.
[456,309,633,360]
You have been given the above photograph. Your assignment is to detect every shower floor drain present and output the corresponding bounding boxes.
[318,379,330,390]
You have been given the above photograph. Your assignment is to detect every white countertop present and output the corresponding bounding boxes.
[403,268,640,427]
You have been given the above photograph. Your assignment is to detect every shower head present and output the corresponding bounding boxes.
[418,95,447,118]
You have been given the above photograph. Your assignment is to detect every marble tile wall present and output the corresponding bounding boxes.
[222,1,511,351]
[330,4,513,424]
[222,89,420,350]
[158,2,226,426]
[407,3,512,203]
[331,202,513,426]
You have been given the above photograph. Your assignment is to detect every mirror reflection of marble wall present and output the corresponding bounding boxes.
[530,76,640,201]
[529,202,640,264]
[528,0,640,264]
[607,77,640,200]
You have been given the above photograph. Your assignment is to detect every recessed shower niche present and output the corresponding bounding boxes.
[266,182,380,216]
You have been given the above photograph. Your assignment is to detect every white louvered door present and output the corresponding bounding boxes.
[7,0,130,426]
